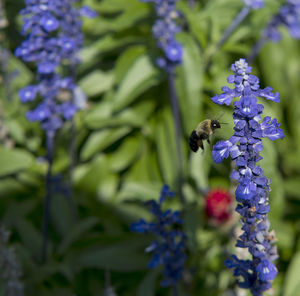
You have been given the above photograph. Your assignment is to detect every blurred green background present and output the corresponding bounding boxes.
[0,0,300,295]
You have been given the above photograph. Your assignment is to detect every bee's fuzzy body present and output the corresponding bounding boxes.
[188,119,221,152]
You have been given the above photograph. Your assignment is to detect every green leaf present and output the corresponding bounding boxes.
[14,218,43,257]
[113,55,161,112]
[189,151,211,191]
[177,33,203,133]
[5,119,25,143]
[83,100,113,128]
[177,2,207,48]
[117,181,161,203]
[108,136,142,172]
[0,147,34,177]
[137,270,158,296]
[83,0,149,35]
[9,55,33,89]
[50,194,75,238]
[65,238,148,272]
[154,109,178,186]
[79,35,142,73]
[114,45,146,84]
[58,217,99,255]
[88,0,143,12]
[97,172,119,202]
[3,199,38,225]
[80,127,131,161]
[79,70,114,97]
[84,99,156,129]
[261,140,285,221]
[283,178,300,200]
[283,251,300,296]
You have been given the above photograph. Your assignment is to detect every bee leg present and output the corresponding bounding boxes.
[197,139,204,151]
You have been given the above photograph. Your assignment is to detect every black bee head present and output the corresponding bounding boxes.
[211,120,221,131]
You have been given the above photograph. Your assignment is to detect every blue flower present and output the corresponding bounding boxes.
[16,0,97,131]
[256,259,277,281]
[211,59,284,295]
[19,85,37,102]
[141,0,183,68]
[130,185,186,288]
[212,140,232,163]
[265,0,300,42]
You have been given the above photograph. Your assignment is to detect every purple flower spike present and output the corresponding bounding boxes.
[130,185,187,288]
[265,0,300,42]
[16,0,93,131]
[141,0,183,68]
[211,59,284,295]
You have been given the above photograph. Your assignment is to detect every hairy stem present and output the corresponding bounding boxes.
[42,130,55,262]
[167,65,184,204]
[246,35,267,64]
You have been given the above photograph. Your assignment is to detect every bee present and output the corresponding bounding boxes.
[189,119,222,152]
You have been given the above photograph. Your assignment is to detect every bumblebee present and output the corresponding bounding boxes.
[189,119,221,152]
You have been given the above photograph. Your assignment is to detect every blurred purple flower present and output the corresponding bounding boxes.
[130,185,186,288]
[265,0,300,41]
[15,0,97,130]
[243,0,265,10]
[141,0,183,68]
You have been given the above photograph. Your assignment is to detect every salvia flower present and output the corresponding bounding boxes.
[141,0,183,68]
[130,185,187,288]
[15,0,96,130]
[265,0,300,41]
[212,59,284,296]
[205,189,232,224]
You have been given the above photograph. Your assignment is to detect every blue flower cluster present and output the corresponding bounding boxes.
[130,185,187,288]
[211,59,284,296]
[15,0,96,131]
[141,0,183,68]
[243,0,265,10]
[265,0,300,41]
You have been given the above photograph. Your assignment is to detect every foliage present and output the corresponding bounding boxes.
[0,0,300,295]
